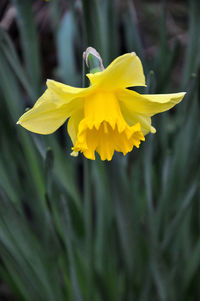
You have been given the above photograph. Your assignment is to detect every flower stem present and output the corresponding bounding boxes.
[83,159,93,300]
[82,57,86,88]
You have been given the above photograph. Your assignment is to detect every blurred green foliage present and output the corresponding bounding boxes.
[0,0,200,300]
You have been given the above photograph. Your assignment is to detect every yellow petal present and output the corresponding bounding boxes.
[120,101,156,135]
[117,89,186,117]
[86,53,146,90]
[47,79,95,101]
[67,109,83,145]
[17,89,82,134]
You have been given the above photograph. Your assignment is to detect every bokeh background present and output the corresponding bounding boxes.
[0,0,200,300]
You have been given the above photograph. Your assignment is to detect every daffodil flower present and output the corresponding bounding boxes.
[17,53,185,161]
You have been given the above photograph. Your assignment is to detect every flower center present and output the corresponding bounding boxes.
[73,92,145,160]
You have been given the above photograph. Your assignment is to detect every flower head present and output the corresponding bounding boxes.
[17,52,185,161]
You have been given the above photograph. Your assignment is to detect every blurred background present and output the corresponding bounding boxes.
[0,0,200,300]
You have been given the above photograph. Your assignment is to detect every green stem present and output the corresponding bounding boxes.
[84,142,93,301]
[82,57,86,88]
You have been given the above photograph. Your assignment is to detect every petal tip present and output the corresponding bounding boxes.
[151,126,156,134]
[16,120,21,125]
[46,79,55,88]
[70,151,79,157]
[46,78,51,84]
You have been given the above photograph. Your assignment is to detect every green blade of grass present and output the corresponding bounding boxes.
[11,0,41,95]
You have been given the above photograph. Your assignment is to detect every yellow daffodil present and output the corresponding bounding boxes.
[17,52,185,161]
